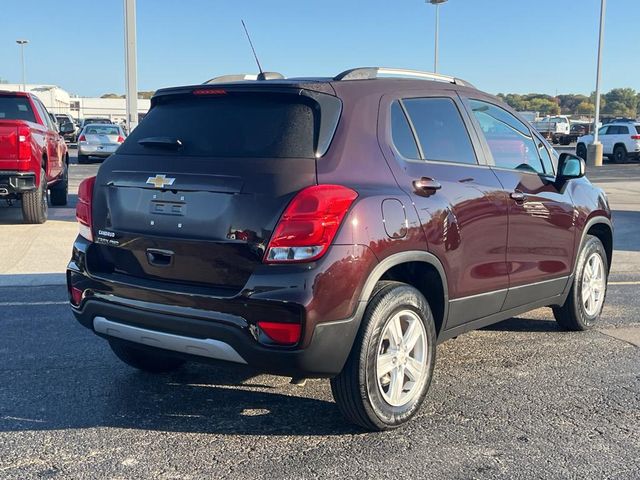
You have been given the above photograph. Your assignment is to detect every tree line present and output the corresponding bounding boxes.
[496,88,640,118]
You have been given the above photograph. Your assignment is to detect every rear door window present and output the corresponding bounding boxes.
[401,97,477,165]
[469,99,546,175]
[390,101,420,159]
[0,96,36,122]
[120,92,321,158]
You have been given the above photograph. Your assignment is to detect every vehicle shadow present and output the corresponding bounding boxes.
[482,316,560,333]
[612,210,640,252]
[0,348,361,437]
[0,194,77,224]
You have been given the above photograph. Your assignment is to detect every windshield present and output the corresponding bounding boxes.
[120,92,320,158]
[0,96,36,122]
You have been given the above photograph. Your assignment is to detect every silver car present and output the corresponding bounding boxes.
[77,123,126,164]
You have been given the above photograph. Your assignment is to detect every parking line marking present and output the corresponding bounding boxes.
[609,281,640,285]
[0,301,68,306]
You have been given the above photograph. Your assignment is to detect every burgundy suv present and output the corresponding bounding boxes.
[67,67,612,431]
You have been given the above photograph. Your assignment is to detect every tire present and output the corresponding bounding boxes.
[553,235,608,331]
[576,144,587,160]
[612,145,628,164]
[109,340,186,373]
[49,161,68,206]
[330,281,437,431]
[77,154,88,164]
[21,168,48,224]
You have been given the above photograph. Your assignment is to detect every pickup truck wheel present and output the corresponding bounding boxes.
[21,168,48,224]
[612,145,627,164]
[109,340,186,373]
[553,235,608,331]
[576,144,587,160]
[330,281,436,431]
[49,163,68,206]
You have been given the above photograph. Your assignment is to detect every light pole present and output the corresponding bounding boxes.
[124,0,138,132]
[16,40,28,92]
[428,0,447,73]
[588,0,606,167]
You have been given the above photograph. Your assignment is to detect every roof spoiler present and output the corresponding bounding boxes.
[203,72,285,84]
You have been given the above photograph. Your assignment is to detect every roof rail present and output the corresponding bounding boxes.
[203,72,285,84]
[333,67,474,88]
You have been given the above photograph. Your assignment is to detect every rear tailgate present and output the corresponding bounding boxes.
[0,94,38,169]
[88,86,341,292]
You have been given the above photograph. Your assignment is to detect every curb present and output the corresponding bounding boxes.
[0,273,66,287]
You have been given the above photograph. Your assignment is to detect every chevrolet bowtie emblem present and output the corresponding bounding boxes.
[146,174,176,189]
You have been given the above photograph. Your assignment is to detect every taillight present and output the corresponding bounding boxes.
[18,125,30,160]
[70,286,84,306]
[257,321,301,345]
[117,135,125,143]
[76,176,96,241]
[264,185,358,263]
[193,89,226,95]
[631,135,640,140]
[78,134,86,142]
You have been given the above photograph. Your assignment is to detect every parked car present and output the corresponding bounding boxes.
[76,123,126,164]
[0,90,70,223]
[577,121,640,163]
[67,68,612,431]
[55,114,79,142]
[532,115,571,144]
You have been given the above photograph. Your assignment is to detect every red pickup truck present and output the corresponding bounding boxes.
[0,91,71,223]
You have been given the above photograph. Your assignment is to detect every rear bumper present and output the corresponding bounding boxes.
[67,236,374,377]
[0,171,36,195]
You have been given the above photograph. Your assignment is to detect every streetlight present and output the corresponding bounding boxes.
[428,0,447,73]
[588,0,606,167]
[123,0,138,132]
[16,39,28,92]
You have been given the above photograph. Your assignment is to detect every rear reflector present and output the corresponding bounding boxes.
[192,89,227,95]
[76,176,96,241]
[264,185,358,263]
[70,287,84,306]
[257,321,301,345]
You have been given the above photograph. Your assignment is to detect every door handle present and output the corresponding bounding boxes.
[510,191,526,202]
[413,177,442,193]
[146,248,174,267]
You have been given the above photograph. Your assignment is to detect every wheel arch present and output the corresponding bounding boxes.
[359,251,449,336]
[579,217,613,274]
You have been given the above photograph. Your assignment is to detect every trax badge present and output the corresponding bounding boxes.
[146,174,176,189]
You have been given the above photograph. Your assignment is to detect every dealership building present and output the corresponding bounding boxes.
[0,84,150,123]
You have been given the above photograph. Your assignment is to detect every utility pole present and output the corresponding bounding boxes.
[124,0,138,132]
[16,40,29,92]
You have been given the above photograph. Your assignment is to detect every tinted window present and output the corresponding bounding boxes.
[120,93,319,158]
[391,101,419,159]
[0,96,36,122]
[402,97,477,165]
[610,125,629,135]
[598,126,609,135]
[636,126,640,134]
[470,99,544,174]
[536,141,555,175]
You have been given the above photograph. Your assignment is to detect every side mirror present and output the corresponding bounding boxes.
[558,153,585,180]
[60,122,75,135]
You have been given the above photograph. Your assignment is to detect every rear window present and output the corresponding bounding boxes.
[120,92,320,158]
[84,125,120,135]
[0,96,36,122]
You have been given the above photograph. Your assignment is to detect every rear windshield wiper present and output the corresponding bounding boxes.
[137,137,183,149]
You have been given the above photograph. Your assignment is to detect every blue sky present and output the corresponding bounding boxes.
[0,0,638,97]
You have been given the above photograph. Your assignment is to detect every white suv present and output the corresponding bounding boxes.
[577,121,640,163]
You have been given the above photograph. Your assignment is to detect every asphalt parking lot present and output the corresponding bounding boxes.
[1,148,639,479]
